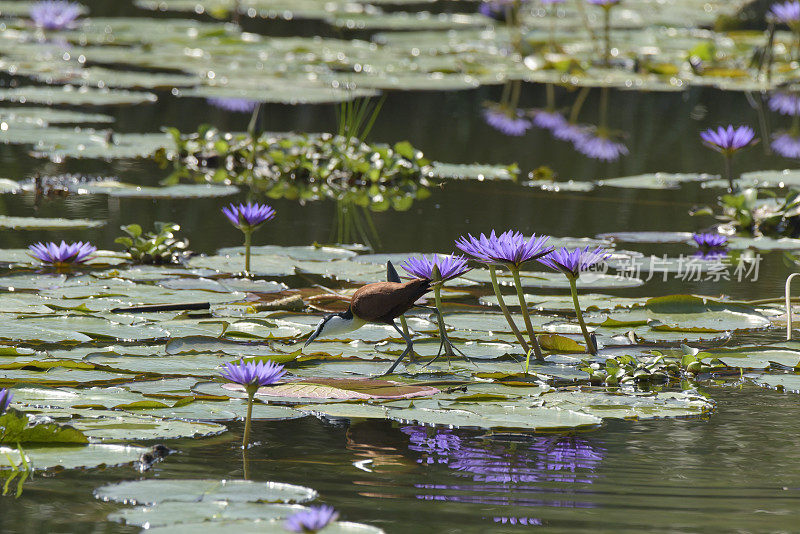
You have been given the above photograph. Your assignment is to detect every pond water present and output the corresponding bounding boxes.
[4,385,800,533]
[3,0,800,532]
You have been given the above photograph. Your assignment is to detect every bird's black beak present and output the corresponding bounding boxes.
[304,331,319,348]
[304,320,325,348]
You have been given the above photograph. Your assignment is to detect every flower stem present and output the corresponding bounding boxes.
[603,6,611,66]
[242,390,254,449]
[489,265,529,353]
[243,227,252,274]
[431,265,453,359]
[509,266,543,361]
[433,285,454,359]
[568,276,596,355]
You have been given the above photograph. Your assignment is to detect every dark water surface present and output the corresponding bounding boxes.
[3,386,800,533]
[2,1,800,532]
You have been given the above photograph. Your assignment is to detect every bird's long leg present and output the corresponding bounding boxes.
[415,305,476,368]
[384,320,414,375]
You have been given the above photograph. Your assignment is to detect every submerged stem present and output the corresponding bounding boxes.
[242,390,255,449]
[786,273,800,340]
[510,266,543,361]
[723,153,734,192]
[568,276,596,355]
[603,6,611,66]
[489,265,529,353]
[243,228,252,274]
[569,87,591,124]
[599,87,609,131]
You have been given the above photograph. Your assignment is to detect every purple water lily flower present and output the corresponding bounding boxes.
[402,426,463,464]
[700,125,757,155]
[552,122,590,143]
[770,0,800,24]
[692,232,728,250]
[207,97,258,113]
[0,388,11,415]
[693,249,728,261]
[29,241,95,265]
[400,254,471,282]
[573,131,629,161]
[284,505,339,533]
[768,92,800,116]
[29,0,83,30]
[539,246,610,278]
[220,359,286,389]
[455,230,553,267]
[483,107,532,136]
[772,132,800,158]
[222,202,275,229]
[221,359,285,449]
[586,0,620,5]
[531,110,568,132]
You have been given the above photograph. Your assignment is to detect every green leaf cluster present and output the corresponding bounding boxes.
[157,129,431,213]
[115,222,190,264]
[0,408,88,445]
[693,188,800,237]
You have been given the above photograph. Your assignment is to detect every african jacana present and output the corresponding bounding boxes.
[305,261,469,374]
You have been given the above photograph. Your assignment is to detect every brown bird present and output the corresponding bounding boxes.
[305,262,432,374]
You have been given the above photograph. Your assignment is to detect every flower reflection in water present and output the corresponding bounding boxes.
[401,426,605,522]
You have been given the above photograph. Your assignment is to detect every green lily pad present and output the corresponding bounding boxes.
[0,443,146,471]
[596,231,694,244]
[426,162,518,182]
[0,215,104,230]
[0,106,113,126]
[0,86,157,106]
[108,502,308,529]
[753,373,800,393]
[106,184,239,198]
[143,519,385,534]
[645,295,771,332]
[247,378,440,400]
[95,479,318,506]
[598,172,714,189]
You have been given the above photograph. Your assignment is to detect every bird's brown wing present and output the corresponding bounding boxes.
[351,279,431,324]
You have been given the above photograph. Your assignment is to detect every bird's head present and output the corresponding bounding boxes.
[304,309,358,348]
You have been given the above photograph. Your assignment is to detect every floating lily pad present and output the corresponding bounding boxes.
[248,378,440,400]
[0,215,104,230]
[0,443,145,471]
[388,404,600,431]
[106,184,239,198]
[218,245,356,261]
[108,501,308,529]
[753,373,800,393]
[0,107,113,126]
[596,231,694,244]
[426,162,517,182]
[95,479,318,506]
[142,519,385,534]
[645,295,771,332]
[598,172,714,189]
[0,86,157,106]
